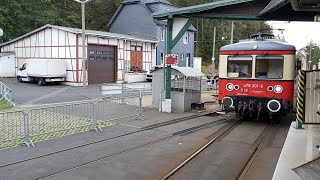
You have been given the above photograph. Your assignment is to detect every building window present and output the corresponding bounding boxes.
[183,32,189,44]
[187,53,191,67]
[160,52,164,65]
[181,53,184,62]
[161,28,165,41]
[125,60,130,72]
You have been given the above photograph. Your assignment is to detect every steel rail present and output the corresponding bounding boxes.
[237,122,276,180]
[160,119,243,180]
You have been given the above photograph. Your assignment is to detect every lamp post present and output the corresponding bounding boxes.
[73,0,92,87]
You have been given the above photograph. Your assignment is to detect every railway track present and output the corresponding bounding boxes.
[0,111,233,179]
[237,121,277,180]
[159,119,278,180]
[159,118,243,180]
[38,118,232,179]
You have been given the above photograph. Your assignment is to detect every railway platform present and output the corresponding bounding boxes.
[272,122,320,180]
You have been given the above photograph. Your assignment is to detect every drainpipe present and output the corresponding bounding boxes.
[123,39,127,83]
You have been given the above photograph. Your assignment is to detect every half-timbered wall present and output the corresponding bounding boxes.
[1,27,155,86]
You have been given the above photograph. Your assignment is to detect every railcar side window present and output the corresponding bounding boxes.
[255,56,283,79]
[227,56,252,78]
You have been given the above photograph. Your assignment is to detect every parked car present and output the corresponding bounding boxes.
[17,59,67,86]
[146,65,162,82]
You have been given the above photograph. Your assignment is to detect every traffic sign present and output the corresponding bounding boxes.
[165,54,178,65]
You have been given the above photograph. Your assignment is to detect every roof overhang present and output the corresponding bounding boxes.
[153,0,265,20]
[0,24,158,47]
[153,0,320,22]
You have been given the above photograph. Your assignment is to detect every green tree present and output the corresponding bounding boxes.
[305,42,320,67]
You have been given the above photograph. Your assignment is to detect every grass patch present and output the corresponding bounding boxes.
[0,97,12,111]
[202,65,210,75]
[0,120,114,150]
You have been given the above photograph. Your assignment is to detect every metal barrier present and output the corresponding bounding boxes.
[0,93,145,149]
[101,83,152,96]
[0,111,32,147]
[0,82,13,105]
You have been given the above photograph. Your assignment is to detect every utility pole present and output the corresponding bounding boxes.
[231,21,234,44]
[212,26,216,72]
[309,41,312,70]
[74,0,93,87]
[81,1,87,86]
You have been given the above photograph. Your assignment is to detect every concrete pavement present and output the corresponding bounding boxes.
[272,122,320,180]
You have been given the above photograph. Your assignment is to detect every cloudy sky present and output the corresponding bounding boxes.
[267,21,320,50]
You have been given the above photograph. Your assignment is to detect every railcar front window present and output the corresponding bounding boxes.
[227,56,252,78]
[255,56,283,79]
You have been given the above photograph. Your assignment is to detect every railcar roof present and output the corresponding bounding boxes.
[220,39,296,52]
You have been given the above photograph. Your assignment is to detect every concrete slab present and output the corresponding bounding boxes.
[272,122,320,180]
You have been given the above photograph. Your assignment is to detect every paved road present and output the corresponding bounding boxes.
[1,78,215,106]
[0,78,104,105]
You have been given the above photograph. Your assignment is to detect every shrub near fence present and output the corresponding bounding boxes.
[0,93,145,150]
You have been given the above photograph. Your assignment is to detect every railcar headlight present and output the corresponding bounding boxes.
[267,100,281,112]
[234,85,240,90]
[274,85,283,94]
[267,86,273,92]
[226,83,234,91]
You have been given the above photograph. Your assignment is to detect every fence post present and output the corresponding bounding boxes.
[296,70,306,129]
[23,112,34,147]
[91,101,101,132]
[139,91,142,117]
[134,91,146,120]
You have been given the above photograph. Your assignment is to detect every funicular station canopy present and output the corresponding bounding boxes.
[153,0,320,21]
[153,0,320,101]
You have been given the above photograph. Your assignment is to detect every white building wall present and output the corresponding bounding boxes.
[1,27,79,85]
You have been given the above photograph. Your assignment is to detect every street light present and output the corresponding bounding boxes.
[73,0,93,87]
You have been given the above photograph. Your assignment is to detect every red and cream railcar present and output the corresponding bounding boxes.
[218,33,296,119]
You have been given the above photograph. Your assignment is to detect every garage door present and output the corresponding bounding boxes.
[88,45,116,85]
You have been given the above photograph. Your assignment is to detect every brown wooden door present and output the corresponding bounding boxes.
[130,46,143,72]
[88,45,115,84]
